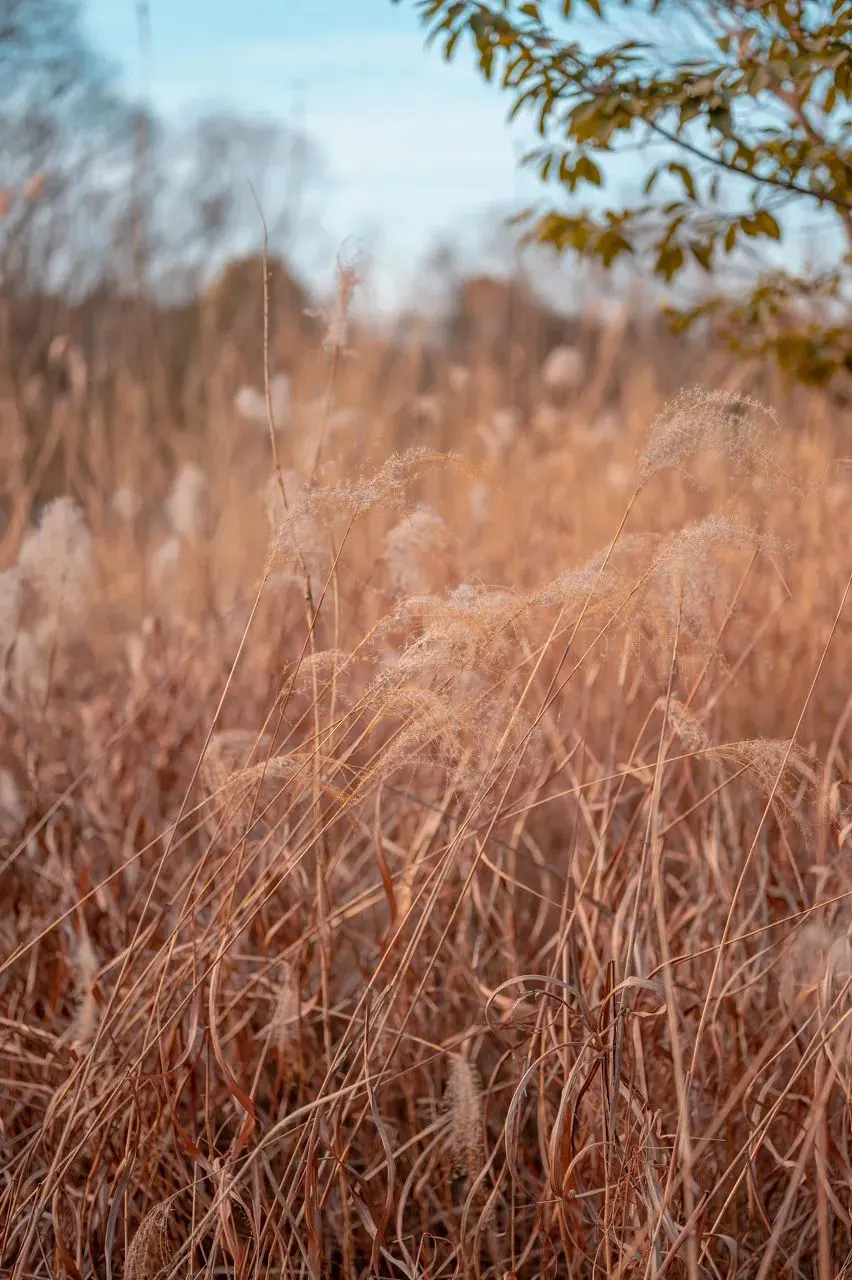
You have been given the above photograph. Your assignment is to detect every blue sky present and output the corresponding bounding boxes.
[82,0,547,302]
[79,2,837,311]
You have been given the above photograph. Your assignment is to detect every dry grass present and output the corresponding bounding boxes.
[1,269,852,1279]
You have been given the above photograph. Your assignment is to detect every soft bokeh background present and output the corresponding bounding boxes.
[83,0,552,307]
[3,4,852,1278]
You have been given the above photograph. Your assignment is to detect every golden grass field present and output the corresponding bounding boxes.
[2,260,852,1278]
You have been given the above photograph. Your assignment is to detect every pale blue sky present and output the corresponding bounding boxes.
[82,0,547,301]
[79,2,833,310]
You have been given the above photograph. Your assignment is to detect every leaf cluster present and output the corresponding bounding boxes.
[392,0,852,384]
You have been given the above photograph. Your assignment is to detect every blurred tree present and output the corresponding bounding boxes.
[0,0,138,295]
[391,0,852,387]
[0,4,326,300]
[0,1,326,397]
[151,110,326,299]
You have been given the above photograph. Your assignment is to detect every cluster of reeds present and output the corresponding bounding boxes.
[1,269,852,1279]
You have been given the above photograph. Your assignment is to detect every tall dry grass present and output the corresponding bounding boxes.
[1,266,852,1279]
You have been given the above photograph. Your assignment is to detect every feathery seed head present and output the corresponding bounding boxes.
[125,1201,177,1280]
[269,449,450,575]
[17,497,94,624]
[780,921,852,1016]
[448,363,471,393]
[9,623,53,699]
[165,463,206,540]
[149,535,182,588]
[592,409,621,441]
[607,461,633,491]
[532,402,562,439]
[637,388,790,493]
[384,504,448,594]
[468,481,490,524]
[112,486,141,522]
[542,344,583,392]
[0,762,25,835]
[654,697,708,752]
[411,394,442,427]
[445,1053,485,1178]
[234,372,291,428]
[0,568,23,660]
[234,384,266,424]
[315,250,361,353]
[68,925,99,1050]
[271,960,300,1054]
[478,407,519,464]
